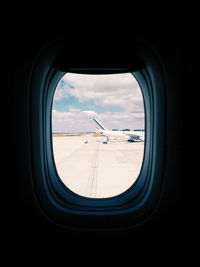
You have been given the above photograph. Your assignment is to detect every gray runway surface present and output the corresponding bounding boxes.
[53,135,144,198]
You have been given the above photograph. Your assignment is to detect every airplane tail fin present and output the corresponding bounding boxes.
[93,119,107,130]
[95,126,100,132]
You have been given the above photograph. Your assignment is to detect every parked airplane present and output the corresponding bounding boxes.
[93,118,145,143]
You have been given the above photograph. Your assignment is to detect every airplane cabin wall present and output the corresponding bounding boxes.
[3,5,194,261]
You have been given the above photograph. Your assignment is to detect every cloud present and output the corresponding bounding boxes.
[53,79,74,101]
[52,109,144,133]
[82,110,98,118]
[53,87,69,101]
[56,73,144,113]
[98,111,144,130]
[52,109,98,132]
[52,73,145,132]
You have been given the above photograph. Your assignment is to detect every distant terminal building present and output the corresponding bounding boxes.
[112,129,144,132]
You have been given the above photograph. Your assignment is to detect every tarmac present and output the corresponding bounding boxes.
[53,134,144,198]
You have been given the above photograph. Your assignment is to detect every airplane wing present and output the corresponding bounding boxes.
[123,131,145,141]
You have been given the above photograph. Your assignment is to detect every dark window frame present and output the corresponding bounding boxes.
[29,35,166,228]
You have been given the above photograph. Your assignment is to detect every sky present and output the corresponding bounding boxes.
[52,73,145,133]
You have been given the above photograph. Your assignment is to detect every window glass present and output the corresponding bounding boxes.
[52,73,145,198]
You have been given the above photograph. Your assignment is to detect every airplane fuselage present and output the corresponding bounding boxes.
[97,129,144,141]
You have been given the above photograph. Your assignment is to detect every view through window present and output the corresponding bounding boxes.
[52,73,145,198]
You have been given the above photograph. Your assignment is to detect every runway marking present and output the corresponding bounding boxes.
[86,141,99,197]
[53,136,144,198]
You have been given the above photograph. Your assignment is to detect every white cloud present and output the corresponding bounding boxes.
[52,109,144,133]
[98,112,144,130]
[53,87,69,101]
[82,110,98,118]
[57,73,144,113]
[52,109,98,132]
[52,73,145,132]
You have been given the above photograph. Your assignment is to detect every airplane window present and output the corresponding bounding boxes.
[52,73,145,198]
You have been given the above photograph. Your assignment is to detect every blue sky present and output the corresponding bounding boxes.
[52,73,144,132]
[53,95,124,113]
